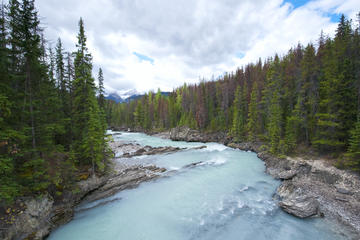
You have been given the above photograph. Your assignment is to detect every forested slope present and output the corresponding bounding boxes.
[108,14,360,171]
[0,1,108,205]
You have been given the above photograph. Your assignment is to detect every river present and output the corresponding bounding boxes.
[48,131,349,240]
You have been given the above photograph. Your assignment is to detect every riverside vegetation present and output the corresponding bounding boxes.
[1,0,360,238]
[108,13,360,173]
[0,0,109,209]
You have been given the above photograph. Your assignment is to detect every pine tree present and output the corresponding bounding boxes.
[55,38,68,115]
[314,39,345,152]
[298,44,319,144]
[231,85,247,140]
[72,18,106,173]
[267,91,282,154]
[346,116,360,171]
[247,82,260,141]
[134,101,144,127]
[97,68,105,109]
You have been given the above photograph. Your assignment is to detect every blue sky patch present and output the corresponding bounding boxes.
[133,52,154,64]
[285,0,309,9]
[236,52,245,59]
[327,12,342,23]
[285,0,342,23]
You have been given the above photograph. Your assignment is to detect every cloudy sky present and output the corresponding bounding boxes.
[35,0,360,97]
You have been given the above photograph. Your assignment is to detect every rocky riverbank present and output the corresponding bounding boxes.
[1,139,175,240]
[170,126,360,237]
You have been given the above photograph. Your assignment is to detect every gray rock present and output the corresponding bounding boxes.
[3,194,55,240]
[277,181,320,218]
[336,187,353,195]
[279,196,320,218]
[192,145,207,150]
[277,170,297,180]
[170,126,227,143]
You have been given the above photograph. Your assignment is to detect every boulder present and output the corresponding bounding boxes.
[279,197,320,218]
[277,181,320,218]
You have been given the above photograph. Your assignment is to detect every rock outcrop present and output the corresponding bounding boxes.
[122,145,184,158]
[232,143,360,235]
[1,143,169,240]
[170,126,229,143]
[169,126,360,236]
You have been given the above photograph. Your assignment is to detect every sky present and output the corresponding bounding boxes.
[35,0,360,97]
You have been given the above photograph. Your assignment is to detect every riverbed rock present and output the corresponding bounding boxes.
[170,126,228,143]
[277,170,297,180]
[336,187,354,195]
[183,130,360,236]
[1,148,170,239]
[81,165,166,203]
[192,145,207,150]
[110,141,185,158]
[277,181,320,218]
[3,194,54,240]
[123,145,184,158]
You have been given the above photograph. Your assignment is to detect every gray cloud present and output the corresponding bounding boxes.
[35,0,360,94]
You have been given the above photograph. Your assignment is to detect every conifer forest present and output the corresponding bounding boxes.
[0,0,108,204]
[108,14,360,171]
[0,0,360,213]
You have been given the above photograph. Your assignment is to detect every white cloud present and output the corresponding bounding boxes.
[35,0,360,94]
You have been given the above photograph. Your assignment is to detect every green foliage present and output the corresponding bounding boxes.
[231,85,247,141]
[345,117,360,171]
[0,3,108,204]
[72,18,107,172]
[267,91,282,154]
[247,82,260,142]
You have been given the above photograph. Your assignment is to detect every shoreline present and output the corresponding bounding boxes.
[167,126,360,238]
[0,140,172,240]
[2,128,359,239]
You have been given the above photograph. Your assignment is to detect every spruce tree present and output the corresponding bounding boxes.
[231,85,247,141]
[97,68,105,109]
[346,116,360,171]
[72,18,106,173]
[247,82,260,142]
[267,91,282,154]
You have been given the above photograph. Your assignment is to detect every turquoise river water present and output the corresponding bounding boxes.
[48,131,350,240]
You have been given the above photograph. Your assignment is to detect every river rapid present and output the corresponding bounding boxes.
[48,132,349,240]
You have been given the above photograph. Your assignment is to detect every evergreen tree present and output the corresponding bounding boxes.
[346,116,360,170]
[231,85,247,140]
[313,39,345,152]
[247,82,260,141]
[72,18,106,172]
[267,91,282,154]
[97,68,105,109]
[298,44,319,144]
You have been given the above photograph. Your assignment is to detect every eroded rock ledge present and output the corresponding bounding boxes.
[170,126,360,236]
[1,142,168,240]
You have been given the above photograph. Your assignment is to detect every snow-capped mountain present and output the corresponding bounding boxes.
[105,93,124,103]
[105,89,171,103]
[118,89,141,100]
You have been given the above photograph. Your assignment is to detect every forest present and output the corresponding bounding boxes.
[107,14,360,172]
[1,0,360,208]
[0,0,108,205]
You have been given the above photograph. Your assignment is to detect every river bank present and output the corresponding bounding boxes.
[168,126,360,237]
[3,128,359,239]
[0,138,182,240]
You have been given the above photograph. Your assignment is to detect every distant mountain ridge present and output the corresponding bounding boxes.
[106,93,124,103]
[105,91,170,103]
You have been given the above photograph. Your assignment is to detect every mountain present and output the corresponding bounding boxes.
[124,92,171,102]
[119,89,140,99]
[106,91,171,103]
[105,93,124,103]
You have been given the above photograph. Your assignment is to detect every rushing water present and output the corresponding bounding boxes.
[49,131,349,240]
